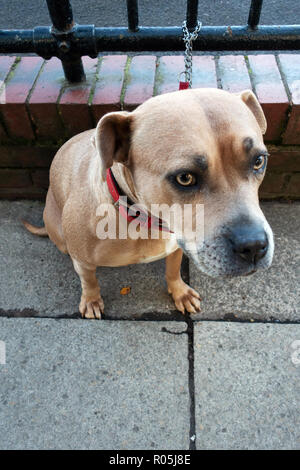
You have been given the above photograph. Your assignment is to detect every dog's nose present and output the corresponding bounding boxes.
[229,225,268,264]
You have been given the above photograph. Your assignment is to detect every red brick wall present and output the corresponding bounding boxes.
[0,53,299,199]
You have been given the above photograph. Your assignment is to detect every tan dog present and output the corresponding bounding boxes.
[24,88,274,319]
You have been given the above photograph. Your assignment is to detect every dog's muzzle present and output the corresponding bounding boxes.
[177,216,274,278]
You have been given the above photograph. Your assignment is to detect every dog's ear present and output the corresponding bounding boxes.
[94,111,132,181]
[238,90,267,135]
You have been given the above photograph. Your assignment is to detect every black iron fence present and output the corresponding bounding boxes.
[0,0,299,83]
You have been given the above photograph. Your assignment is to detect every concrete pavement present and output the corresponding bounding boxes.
[0,200,299,449]
[194,323,300,449]
[1,200,299,321]
[0,319,189,450]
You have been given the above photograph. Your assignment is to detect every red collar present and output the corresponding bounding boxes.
[106,168,172,232]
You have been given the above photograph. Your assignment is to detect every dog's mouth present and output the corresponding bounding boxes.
[192,256,263,279]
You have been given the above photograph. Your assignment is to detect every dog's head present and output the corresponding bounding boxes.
[95,88,274,277]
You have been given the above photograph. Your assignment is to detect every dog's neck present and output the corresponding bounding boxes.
[107,165,172,233]
[109,163,140,205]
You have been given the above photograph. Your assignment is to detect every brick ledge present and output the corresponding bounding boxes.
[0,53,299,199]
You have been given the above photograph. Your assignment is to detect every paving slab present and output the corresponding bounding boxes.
[1,201,299,321]
[191,202,300,322]
[0,200,181,319]
[0,318,189,450]
[194,322,300,450]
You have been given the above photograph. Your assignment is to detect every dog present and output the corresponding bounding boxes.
[24,88,274,319]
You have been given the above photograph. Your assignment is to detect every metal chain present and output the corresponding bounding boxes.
[181,20,202,87]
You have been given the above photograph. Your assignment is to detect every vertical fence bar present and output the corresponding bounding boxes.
[126,0,139,32]
[248,0,264,29]
[186,0,199,30]
[46,0,86,82]
[46,0,74,31]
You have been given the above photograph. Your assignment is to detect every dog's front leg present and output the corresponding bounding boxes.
[72,259,104,319]
[165,248,201,314]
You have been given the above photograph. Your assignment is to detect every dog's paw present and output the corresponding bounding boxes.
[168,280,201,315]
[79,295,104,319]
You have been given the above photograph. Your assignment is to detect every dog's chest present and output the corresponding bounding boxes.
[137,234,178,264]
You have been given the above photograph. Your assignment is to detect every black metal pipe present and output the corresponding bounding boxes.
[186,0,199,30]
[61,59,86,83]
[93,25,300,51]
[126,0,139,32]
[46,0,85,82]
[46,0,74,32]
[248,0,264,29]
[0,29,33,52]
[1,25,300,53]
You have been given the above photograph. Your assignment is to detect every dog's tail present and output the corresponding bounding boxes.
[22,220,48,237]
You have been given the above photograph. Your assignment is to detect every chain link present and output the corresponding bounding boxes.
[181,20,202,87]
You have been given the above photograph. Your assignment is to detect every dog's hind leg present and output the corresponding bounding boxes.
[72,259,104,319]
[165,248,201,314]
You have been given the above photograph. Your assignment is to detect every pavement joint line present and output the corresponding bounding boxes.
[179,254,197,450]
[1,309,300,324]
[191,318,300,325]
[161,326,187,335]
[0,308,185,321]
[160,315,197,451]
[185,315,196,450]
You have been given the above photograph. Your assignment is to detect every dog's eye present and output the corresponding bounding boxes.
[253,155,266,172]
[175,173,197,186]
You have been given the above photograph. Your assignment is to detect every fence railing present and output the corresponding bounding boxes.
[0,0,299,83]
